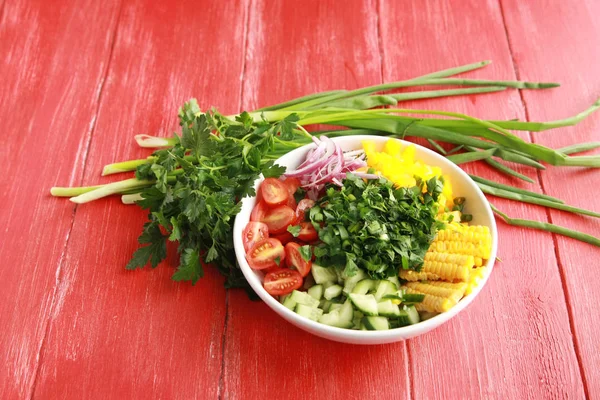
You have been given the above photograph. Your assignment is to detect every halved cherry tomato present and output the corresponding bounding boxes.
[263,268,303,296]
[261,178,289,207]
[242,222,269,252]
[246,238,285,270]
[282,177,301,196]
[286,194,297,211]
[261,205,295,234]
[272,231,294,246]
[250,200,269,222]
[285,242,312,277]
[297,221,319,242]
[295,199,315,223]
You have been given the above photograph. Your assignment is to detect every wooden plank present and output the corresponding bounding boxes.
[222,1,411,399]
[378,0,585,398]
[0,1,121,398]
[30,0,249,398]
[500,0,600,397]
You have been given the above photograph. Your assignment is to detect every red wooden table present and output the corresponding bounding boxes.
[1,0,599,398]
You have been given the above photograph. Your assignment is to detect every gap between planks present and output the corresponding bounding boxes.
[217,0,252,399]
[497,0,590,397]
[26,1,125,398]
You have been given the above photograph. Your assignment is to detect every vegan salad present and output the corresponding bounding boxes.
[243,138,493,331]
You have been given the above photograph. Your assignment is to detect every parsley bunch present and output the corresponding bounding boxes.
[125,100,298,288]
[309,173,445,278]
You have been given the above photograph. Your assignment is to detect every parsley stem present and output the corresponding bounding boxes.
[490,204,600,247]
[121,193,143,204]
[69,178,154,204]
[134,134,177,148]
[50,185,104,197]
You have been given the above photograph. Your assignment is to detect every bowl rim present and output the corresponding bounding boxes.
[233,135,498,340]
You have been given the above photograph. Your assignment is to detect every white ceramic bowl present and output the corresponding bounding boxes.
[233,135,498,345]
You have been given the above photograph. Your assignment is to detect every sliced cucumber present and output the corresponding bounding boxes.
[374,280,398,301]
[404,305,420,325]
[324,284,343,300]
[377,300,401,317]
[323,281,337,289]
[311,265,338,284]
[338,300,354,322]
[395,309,410,327]
[351,279,377,295]
[319,299,333,313]
[342,269,367,294]
[348,293,379,316]
[387,276,400,287]
[352,310,364,329]
[362,316,390,330]
[282,296,297,311]
[289,290,319,308]
[307,284,324,301]
[319,301,353,328]
[295,304,323,321]
[329,303,343,312]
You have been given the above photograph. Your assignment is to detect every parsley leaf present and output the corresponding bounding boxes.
[299,245,312,262]
[172,248,203,284]
[287,225,302,237]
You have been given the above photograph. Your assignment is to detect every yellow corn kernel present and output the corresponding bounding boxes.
[399,270,440,282]
[404,282,466,303]
[474,257,483,267]
[421,259,471,282]
[403,287,455,313]
[464,267,488,295]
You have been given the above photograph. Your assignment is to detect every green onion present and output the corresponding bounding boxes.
[447,148,497,165]
[479,182,600,218]
[491,204,600,247]
[558,142,600,155]
[469,175,563,203]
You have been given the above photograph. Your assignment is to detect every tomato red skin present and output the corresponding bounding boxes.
[263,268,303,296]
[285,242,312,277]
[286,195,297,211]
[250,201,269,222]
[246,238,285,270]
[261,205,296,234]
[295,199,315,223]
[242,222,269,252]
[282,177,301,196]
[272,231,294,245]
[261,178,290,207]
[297,222,319,242]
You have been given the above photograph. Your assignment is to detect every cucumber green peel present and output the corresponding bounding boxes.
[50,60,600,287]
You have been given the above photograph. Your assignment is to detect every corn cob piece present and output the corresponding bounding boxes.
[424,252,475,267]
[399,270,440,281]
[421,259,471,282]
[404,287,455,313]
[404,282,466,303]
[428,281,469,291]
[429,225,492,259]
